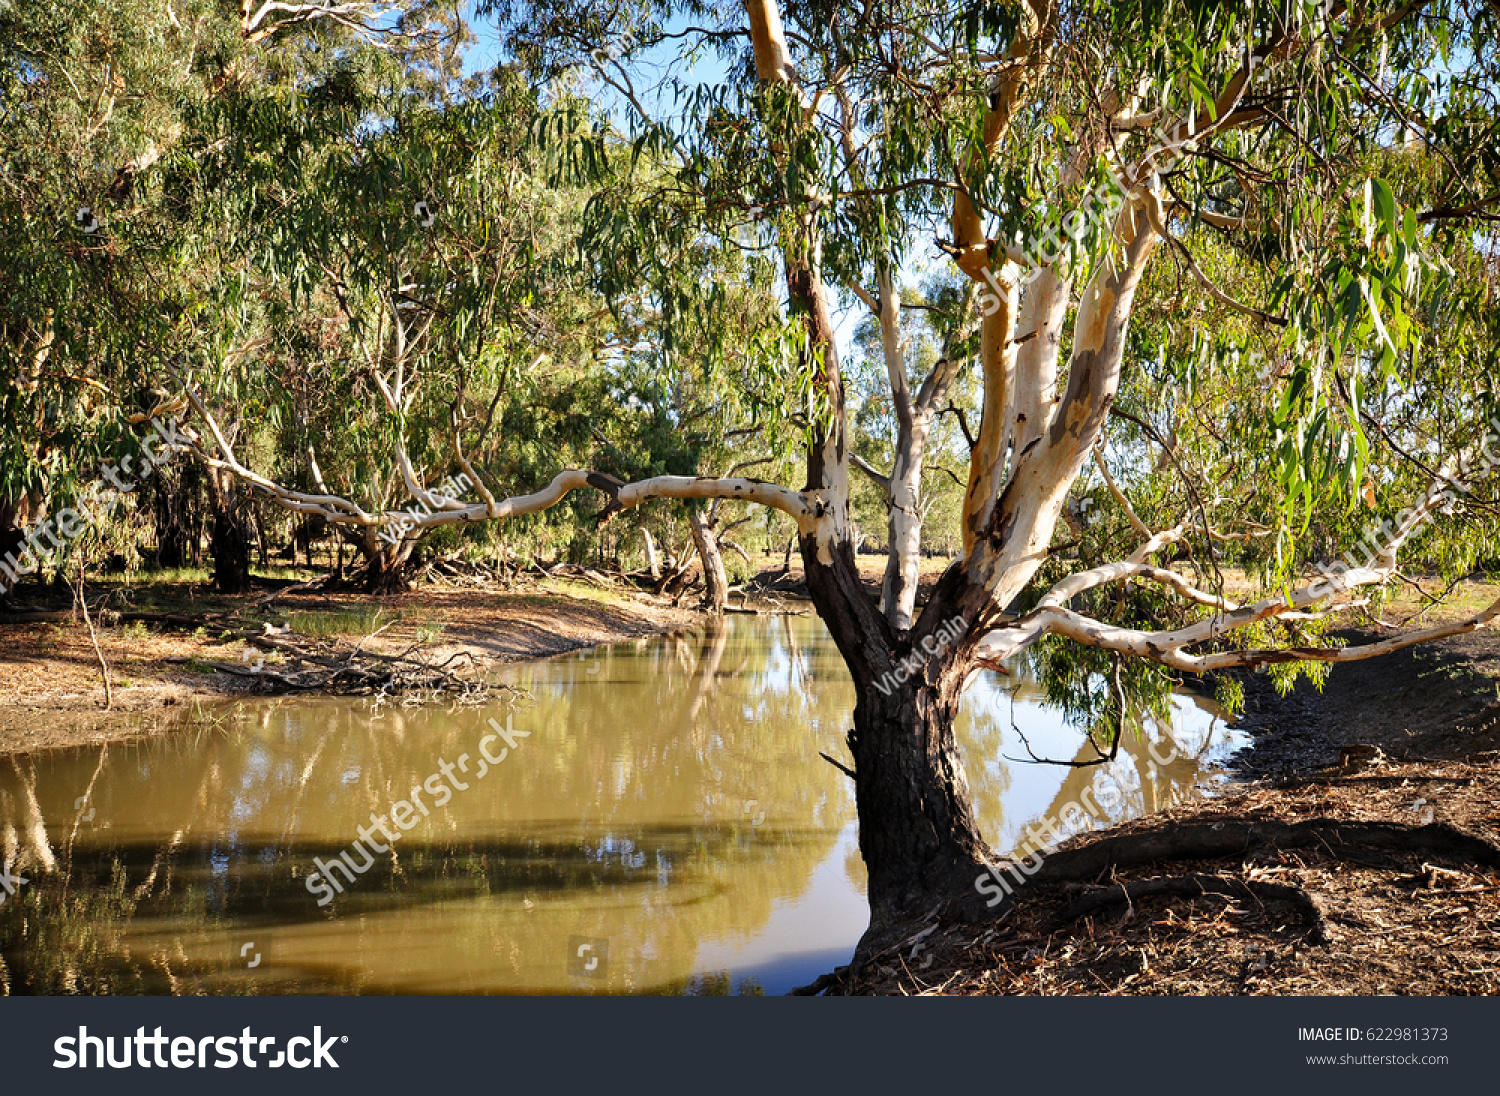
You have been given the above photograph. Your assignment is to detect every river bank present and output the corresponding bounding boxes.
[0,548,931,757]
[0,573,698,755]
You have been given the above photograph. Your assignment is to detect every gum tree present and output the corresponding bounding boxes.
[188,0,1500,938]
[176,66,631,591]
[0,0,473,593]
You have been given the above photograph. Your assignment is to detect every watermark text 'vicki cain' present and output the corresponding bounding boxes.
[873,615,967,696]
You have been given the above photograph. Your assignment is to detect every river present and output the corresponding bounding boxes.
[0,615,1244,995]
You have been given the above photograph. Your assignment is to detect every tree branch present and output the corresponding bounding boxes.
[852,453,892,494]
[1092,444,1151,538]
[974,469,1481,672]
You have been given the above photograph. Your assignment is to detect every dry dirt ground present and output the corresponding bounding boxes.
[0,575,696,755]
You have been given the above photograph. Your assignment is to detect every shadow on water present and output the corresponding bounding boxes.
[0,616,1245,995]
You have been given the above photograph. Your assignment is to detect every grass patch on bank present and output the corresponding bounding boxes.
[284,607,404,638]
[542,577,639,609]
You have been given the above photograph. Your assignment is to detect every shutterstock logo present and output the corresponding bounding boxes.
[54,1027,345,1069]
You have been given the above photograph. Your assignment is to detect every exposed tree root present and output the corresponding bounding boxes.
[1052,873,1329,943]
[838,817,1500,991]
[1272,773,1474,790]
[1027,817,1500,886]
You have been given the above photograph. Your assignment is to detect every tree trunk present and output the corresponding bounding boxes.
[353,531,413,594]
[850,664,992,925]
[146,459,206,569]
[364,550,411,594]
[687,509,728,613]
[802,532,994,939]
[642,527,661,580]
[779,229,994,932]
[0,505,26,598]
[880,425,927,627]
[209,470,253,594]
[253,505,269,568]
[871,264,924,630]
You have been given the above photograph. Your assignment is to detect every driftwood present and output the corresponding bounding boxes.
[209,626,513,701]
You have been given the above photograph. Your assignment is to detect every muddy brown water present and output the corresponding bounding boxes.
[0,616,1244,995]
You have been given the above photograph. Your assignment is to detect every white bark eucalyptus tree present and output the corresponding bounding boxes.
[193,0,1500,938]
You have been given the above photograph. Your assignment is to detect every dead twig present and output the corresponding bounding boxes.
[74,564,112,711]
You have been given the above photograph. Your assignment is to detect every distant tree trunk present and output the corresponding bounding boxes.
[0,497,33,596]
[687,509,728,613]
[351,529,414,594]
[642,527,661,580]
[292,515,328,570]
[253,505,269,568]
[209,469,253,593]
[146,458,206,569]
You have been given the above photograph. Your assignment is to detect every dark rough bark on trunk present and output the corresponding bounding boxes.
[849,664,993,926]
[209,473,253,594]
[353,531,413,594]
[363,550,411,594]
[800,533,993,941]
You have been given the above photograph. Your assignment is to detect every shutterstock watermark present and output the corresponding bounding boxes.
[873,614,967,697]
[568,936,609,979]
[0,414,188,587]
[305,712,531,905]
[974,734,1183,907]
[54,1027,344,1069]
